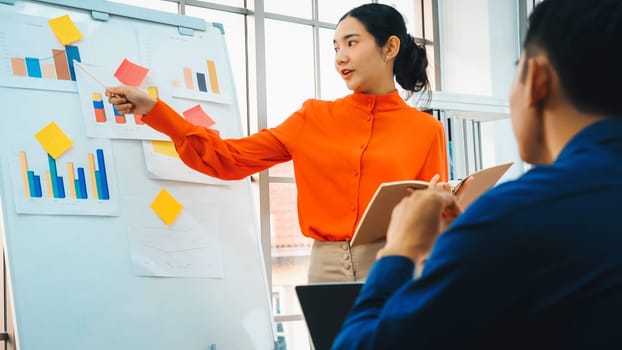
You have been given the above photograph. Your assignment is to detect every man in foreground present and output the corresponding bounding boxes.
[332,0,622,348]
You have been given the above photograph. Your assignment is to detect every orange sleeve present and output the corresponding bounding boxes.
[142,99,292,180]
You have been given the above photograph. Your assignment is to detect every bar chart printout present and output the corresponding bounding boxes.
[169,59,230,104]
[10,45,81,81]
[0,13,86,92]
[12,143,119,216]
[75,61,167,140]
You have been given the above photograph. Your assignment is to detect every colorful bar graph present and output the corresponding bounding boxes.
[207,60,220,94]
[10,45,80,81]
[18,149,110,201]
[92,92,107,123]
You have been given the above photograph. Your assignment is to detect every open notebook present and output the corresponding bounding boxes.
[350,162,514,246]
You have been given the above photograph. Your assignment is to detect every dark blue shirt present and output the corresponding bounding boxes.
[333,118,622,350]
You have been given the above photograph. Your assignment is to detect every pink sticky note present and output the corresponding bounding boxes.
[114,58,149,86]
[183,104,216,128]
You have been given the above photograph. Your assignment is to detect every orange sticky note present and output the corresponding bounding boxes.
[114,58,149,87]
[183,104,216,128]
[48,15,83,45]
[150,189,183,226]
[34,122,74,159]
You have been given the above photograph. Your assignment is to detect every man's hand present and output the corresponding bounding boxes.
[377,175,462,266]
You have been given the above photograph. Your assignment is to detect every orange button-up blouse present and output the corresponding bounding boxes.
[142,90,448,242]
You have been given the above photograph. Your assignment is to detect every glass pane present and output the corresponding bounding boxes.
[107,0,178,13]
[272,318,311,350]
[318,28,350,101]
[270,161,295,177]
[265,20,315,128]
[185,7,249,132]
[379,0,417,35]
[270,182,313,307]
[318,0,367,23]
[197,0,245,7]
[265,0,311,19]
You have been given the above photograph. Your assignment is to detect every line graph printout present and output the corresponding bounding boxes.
[138,25,233,105]
[125,197,224,278]
[8,137,120,216]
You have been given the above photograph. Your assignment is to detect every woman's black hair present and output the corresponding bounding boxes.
[339,3,430,96]
[525,0,622,117]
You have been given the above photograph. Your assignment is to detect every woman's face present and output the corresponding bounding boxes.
[333,16,394,94]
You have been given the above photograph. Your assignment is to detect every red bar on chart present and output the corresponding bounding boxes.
[52,49,71,80]
[113,106,126,124]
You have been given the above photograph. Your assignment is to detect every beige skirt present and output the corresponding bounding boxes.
[307,240,386,283]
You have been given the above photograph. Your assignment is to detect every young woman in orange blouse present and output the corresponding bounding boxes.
[107,3,448,283]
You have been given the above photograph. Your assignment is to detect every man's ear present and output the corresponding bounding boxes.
[384,35,401,60]
[526,56,552,110]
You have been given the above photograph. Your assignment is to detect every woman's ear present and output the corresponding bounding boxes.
[384,35,401,61]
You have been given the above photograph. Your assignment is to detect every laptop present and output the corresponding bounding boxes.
[295,283,363,350]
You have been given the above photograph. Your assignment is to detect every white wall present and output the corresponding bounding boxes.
[439,0,523,179]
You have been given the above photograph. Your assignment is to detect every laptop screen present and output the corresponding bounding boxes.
[295,283,363,350]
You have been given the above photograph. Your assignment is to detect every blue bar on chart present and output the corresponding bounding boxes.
[96,149,110,200]
[65,45,81,81]
[89,149,110,200]
[47,154,66,199]
[196,72,207,92]
[25,57,42,78]
[76,167,88,199]
[27,171,43,198]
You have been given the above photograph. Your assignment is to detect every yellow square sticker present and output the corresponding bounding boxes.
[150,189,184,226]
[48,14,83,45]
[34,122,73,159]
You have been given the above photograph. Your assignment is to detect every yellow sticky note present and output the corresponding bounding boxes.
[150,189,183,226]
[48,14,83,45]
[34,122,73,159]
[151,141,179,159]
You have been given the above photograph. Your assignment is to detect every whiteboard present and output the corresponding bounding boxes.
[0,1,275,349]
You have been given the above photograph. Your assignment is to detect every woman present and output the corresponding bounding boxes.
[107,3,448,283]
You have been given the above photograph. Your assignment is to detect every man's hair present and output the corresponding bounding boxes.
[524,0,622,117]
